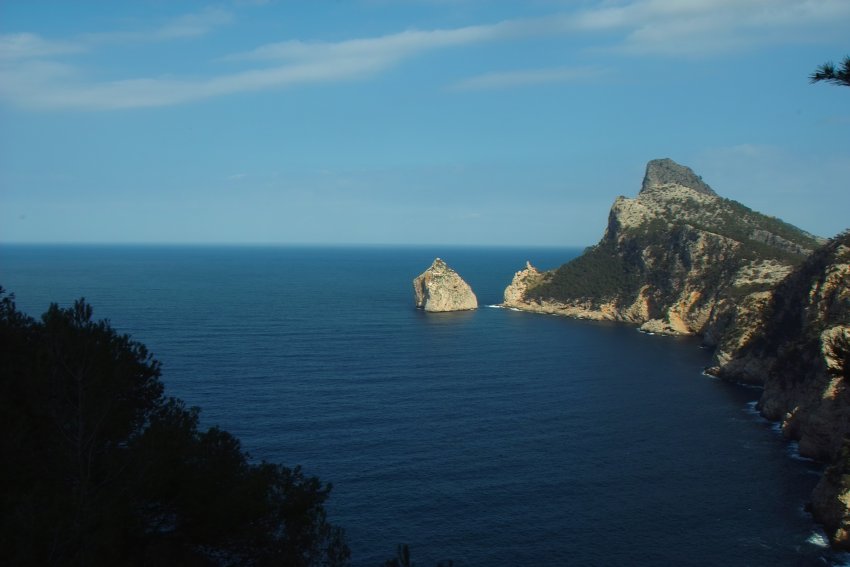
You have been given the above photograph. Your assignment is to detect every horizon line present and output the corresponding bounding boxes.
[0,240,588,249]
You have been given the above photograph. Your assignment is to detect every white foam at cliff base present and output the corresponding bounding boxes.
[702,371,763,390]
[743,400,760,416]
[806,530,829,548]
[740,400,771,425]
[787,441,815,462]
[486,305,503,309]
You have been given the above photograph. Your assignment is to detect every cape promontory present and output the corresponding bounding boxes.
[502,157,850,548]
[413,258,478,312]
[503,158,822,355]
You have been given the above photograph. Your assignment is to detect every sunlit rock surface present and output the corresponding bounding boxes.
[413,258,478,312]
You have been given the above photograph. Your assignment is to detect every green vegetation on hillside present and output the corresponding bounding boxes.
[526,239,643,302]
[0,290,349,566]
[692,198,820,263]
[527,191,820,304]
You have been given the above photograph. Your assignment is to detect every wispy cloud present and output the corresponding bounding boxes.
[0,54,394,110]
[0,33,84,61]
[226,17,565,62]
[80,7,233,45]
[573,0,850,56]
[0,8,232,62]
[450,66,604,90]
[1,1,848,110]
[0,17,547,110]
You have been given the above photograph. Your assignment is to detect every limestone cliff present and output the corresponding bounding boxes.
[712,233,850,456]
[813,436,850,549]
[503,158,821,362]
[413,258,478,312]
[503,262,545,306]
[710,232,850,546]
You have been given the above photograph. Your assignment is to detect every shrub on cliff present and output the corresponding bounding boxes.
[526,239,643,302]
[0,289,349,567]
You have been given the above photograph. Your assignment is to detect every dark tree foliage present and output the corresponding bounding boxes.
[810,56,850,87]
[0,289,349,567]
[382,544,453,567]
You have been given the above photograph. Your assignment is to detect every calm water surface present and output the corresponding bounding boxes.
[0,245,841,566]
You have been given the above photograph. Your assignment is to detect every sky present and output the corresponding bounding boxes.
[1,0,848,247]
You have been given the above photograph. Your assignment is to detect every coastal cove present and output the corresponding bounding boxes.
[0,244,843,565]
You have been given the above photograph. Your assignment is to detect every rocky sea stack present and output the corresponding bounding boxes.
[413,258,478,312]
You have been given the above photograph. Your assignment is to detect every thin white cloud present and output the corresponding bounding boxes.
[225,18,561,63]
[0,33,84,61]
[1,18,545,110]
[80,7,233,44]
[450,66,604,90]
[1,1,848,110]
[574,0,850,56]
[0,7,232,61]
[0,56,388,109]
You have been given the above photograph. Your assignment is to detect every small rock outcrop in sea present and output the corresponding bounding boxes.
[503,261,544,305]
[413,258,478,312]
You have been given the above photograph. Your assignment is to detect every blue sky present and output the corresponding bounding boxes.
[1,1,848,246]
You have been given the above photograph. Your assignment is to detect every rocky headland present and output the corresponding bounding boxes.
[504,158,822,346]
[503,158,850,547]
[414,258,478,312]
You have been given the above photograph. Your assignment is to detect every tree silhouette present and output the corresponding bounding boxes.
[810,56,850,87]
[0,289,349,566]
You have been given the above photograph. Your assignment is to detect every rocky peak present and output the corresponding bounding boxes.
[640,158,717,197]
[413,258,478,312]
[430,258,449,272]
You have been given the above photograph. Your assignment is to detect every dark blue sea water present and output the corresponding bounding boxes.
[0,244,843,566]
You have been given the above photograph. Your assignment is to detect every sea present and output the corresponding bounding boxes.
[0,244,844,566]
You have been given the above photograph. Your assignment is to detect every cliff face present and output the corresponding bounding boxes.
[713,233,850,457]
[712,232,850,546]
[504,158,821,374]
[413,258,478,312]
